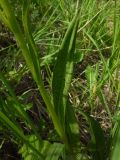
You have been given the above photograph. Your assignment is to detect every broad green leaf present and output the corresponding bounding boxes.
[65,102,80,153]
[19,135,43,160]
[0,0,81,153]
[45,142,64,160]
[19,135,64,160]
[52,5,80,127]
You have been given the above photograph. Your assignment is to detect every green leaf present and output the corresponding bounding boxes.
[79,111,105,160]
[110,123,120,160]
[45,142,64,160]
[52,6,80,127]
[66,102,80,149]
[19,135,43,160]
[19,135,64,160]
[74,52,84,63]
[88,116,105,160]
[85,65,98,95]
[113,114,120,122]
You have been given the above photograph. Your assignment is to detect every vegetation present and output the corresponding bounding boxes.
[0,0,120,159]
